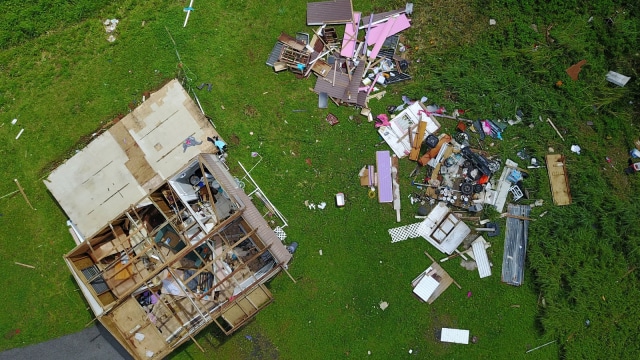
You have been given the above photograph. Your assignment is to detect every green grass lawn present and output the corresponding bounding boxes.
[1,1,639,359]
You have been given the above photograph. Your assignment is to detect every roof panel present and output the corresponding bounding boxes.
[45,80,218,238]
[307,0,353,25]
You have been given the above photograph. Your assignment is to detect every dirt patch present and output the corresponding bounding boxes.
[241,332,279,359]
[425,308,455,356]
[408,0,485,54]
[244,105,259,118]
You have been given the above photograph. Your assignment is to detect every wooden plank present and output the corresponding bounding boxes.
[545,154,571,205]
[409,119,427,161]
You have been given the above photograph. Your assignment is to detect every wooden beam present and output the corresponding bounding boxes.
[14,178,35,210]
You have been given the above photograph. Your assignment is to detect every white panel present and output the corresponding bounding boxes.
[441,328,470,344]
[413,275,439,302]
[472,237,492,278]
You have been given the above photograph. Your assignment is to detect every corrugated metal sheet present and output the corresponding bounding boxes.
[440,328,470,344]
[307,0,353,25]
[201,154,292,265]
[472,237,491,278]
[501,204,531,286]
[266,42,284,67]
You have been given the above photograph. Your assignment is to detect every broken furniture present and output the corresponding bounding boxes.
[416,202,471,255]
[378,101,441,158]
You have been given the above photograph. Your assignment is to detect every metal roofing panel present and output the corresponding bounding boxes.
[501,204,531,286]
[307,0,353,25]
[266,42,284,66]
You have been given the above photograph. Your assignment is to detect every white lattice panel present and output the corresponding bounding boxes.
[274,226,287,241]
[389,223,422,243]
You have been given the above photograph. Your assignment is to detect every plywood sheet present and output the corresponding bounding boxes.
[545,154,571,205]
[108,298,167,359]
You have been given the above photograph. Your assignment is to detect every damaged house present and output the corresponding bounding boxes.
[44,80,292,360]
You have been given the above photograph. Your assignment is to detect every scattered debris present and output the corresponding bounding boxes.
[336,192,346,207]
[525,340,556,354]
[325,113,339,126]
[546,118,565,141]
[183,0,195,28]
[605,71,631,87]
[14,178,36,210]
[287,242,299,254]
[570,144,581,154]
[15,261,35,269]
[489,19,497,26]
[267,1,414,116]
[379,301,389,310]
[471,237,492,278]
[3,329,20,340]
[376,150,393,203]
[103,19,119,42]
[15,128,24,140]
[566,60,587,80]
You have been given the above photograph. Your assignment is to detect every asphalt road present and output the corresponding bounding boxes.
[0,324,132,360]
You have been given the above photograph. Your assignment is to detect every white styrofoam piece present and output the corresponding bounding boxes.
[605,71,631,87]
[440,328,470,344]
